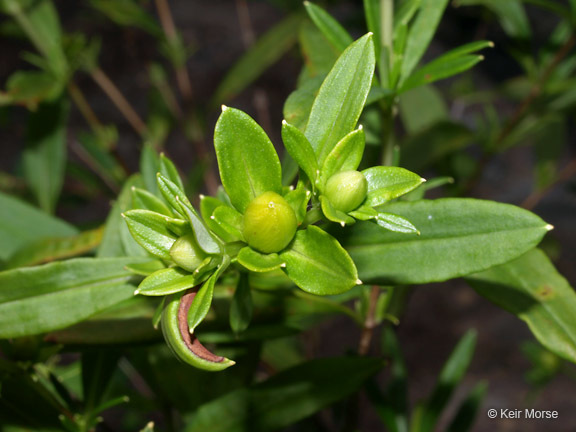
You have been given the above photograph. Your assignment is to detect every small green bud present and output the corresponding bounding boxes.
[243,191,297,254]
[324,170,368,213]
[170,233,208,272]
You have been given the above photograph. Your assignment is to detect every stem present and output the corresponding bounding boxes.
[91,67,147,137]
[379,0,394,85]
[464,33,576,194]
[68,82,102,131]
[358,285,381,355]
[154,0,193,102]
[521,157,576,209]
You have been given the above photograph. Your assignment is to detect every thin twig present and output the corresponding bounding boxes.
[358,285,381,356]
[522,157,576,209]
[67,81,102,131]
[154,0,193,102]
[91,67,147,137]
[464,33,576,194]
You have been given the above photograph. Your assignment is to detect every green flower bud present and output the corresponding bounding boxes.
[170,233,208,272]
[324,170,368,213]
[243,191,297,254]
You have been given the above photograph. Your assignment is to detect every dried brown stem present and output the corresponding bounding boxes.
[154,0,193,102]
[67,81,102,131]
[358,285,381,356]
[91,67,147,137]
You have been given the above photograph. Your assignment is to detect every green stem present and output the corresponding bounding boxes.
[379,0,394,86]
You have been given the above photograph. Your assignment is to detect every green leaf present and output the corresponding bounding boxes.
[237,247,285,273]
[466,249,576,364]
[400,54,484,93]
[89,0,161,36]
[98,175,147,258]
[280,226,360,295]
[0,190,77,262]
[137,267,207,296]
[183,356,384,432]
[298,22,339,80]
[341,198,552,285]
[159,153,185,191]
[123,209,177,260]
[320,127,365,188]
[364,0,381,60]
[283,185,310,224]
[125,260,166,276]
[445,381,487,432]
[0,257,145,338]
[187,258,229,333]
[132,187,172,215]
[23,99,68,214]
[362,166,425,207]
[140,144,160,195]
[212,14,302,104]
[304,2,353,52]
[214,107,282,213]
[230,273,253,334]
[320,195,355,226]
[376,212,419,234]
[200,195,225,224]
[305,33,375,164]
[2,0,67,78]
[281,120,318,183]
[211,205,244,242]
[283,75,323,132]
[401,0,450,81]
[181,204,221,255]
[413,330,477,432]
[0,70,62,108]
[5,227,103,269]
[395,0,421,27]
[156,172,192,216]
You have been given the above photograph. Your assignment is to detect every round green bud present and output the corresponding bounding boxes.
[170,233,208,272]
[243,191,297,254]
[324,170,368,213]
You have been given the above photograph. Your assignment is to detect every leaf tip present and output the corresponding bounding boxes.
[199,194,205,199]
[281,262,286,268]
[545,224,554,231]
[120,212,127,218]
[134,289,140,295]
[488,41,495,48]
[356,279,363,285]
[221,104,229,111]
[478,55,485,61]
[358,124,363,130]
[210,215,215,220]
[421,178,427,183]
[122,395,130,403]
[340,221,346,227]
[282,119,287,125]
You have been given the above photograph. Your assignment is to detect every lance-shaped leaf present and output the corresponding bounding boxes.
[320,127,365,188]
[340,198,552,285]
[281,120,318,183]
[181,204,221,255]
[157,173,192,216]
[132,187,172,215]
[123,209,177,260]
[400,0,450,81]
[304,1,353,52]
[214,107,282,213]
[0,190,77,262]
[211,205,244,242]
[362,166,425,207]
[187,257,230,334]
[466,249,576,364]
[159,153,185,191]
[320,196,355,226]
[376,212,419,234]
[305,33,375,164]
[0,257,146,338]
[237,247,285,273]
[280,226,360,295]
[137,267,209,296]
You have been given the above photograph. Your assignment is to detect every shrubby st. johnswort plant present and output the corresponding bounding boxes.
[1,0,575,430]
